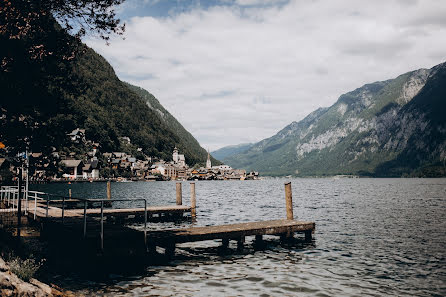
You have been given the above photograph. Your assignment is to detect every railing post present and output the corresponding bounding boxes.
[176,182,182,205]
[83,200,87,238]
[62,195,65,224]
[100,201,104,252]
[46,194,49,218]
[34,192,37,220]
[285,182,294,220]
[190,182,196,219]
[144,200,147,250]
[17,167,23,238]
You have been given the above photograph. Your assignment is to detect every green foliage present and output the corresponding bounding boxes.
[8,256,43,282]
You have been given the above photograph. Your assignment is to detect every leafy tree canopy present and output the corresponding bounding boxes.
[0,0,125,70]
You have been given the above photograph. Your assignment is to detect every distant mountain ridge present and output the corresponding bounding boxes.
[211,143,253,161]
[224,62,446,177]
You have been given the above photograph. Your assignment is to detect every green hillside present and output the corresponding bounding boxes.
[124,83,220,165]
[211,143,253,161]
[0,29,210,165]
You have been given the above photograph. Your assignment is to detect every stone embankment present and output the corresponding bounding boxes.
[0,257,68,297]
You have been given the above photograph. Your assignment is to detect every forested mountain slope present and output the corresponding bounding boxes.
[0,29,211,165]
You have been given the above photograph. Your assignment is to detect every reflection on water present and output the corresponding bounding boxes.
[32,178,446,296]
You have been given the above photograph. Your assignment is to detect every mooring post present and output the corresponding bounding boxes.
[68,188,71,199]
[285,182,294,220]
[176,182,182,205]
[106,181,111,200]
[190,182,196,219]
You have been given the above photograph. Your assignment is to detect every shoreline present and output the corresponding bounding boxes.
[0,256,69,297]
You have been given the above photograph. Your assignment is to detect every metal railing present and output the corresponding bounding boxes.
[1,186,19,212]
[1,186,148,251]
[1,186,47,218]
[42,193,148,252]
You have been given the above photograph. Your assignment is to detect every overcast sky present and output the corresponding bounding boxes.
[85,0,446,151]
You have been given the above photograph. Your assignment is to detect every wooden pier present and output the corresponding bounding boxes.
[1,182,315,262]
[147,219,315,256]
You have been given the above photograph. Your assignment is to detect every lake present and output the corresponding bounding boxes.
[31,178,446,296]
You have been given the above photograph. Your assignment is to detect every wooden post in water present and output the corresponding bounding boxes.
[106,181,111,200]
[285,182,293,220]
[68,188,72,199]
[190,182,196,219]
[176,182,182,205]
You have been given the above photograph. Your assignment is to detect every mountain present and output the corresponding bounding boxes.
[224,62,446,177]
[124,83,220,165]
[0,29,210,165]
[211,143,253,161]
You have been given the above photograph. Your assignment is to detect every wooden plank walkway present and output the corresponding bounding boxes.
[12,200,191,221]
[147,219,314,244]
[31,204,191,219]
[146,219,315,255]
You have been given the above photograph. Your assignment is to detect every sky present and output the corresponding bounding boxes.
[85,0,446,151]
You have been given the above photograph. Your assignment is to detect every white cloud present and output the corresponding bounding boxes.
[86,0,446,151]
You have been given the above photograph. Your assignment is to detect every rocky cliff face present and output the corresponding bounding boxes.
[224,62,446,177]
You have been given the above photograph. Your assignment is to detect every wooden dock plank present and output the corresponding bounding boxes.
[147,219,315,244]
[21,200,192,220]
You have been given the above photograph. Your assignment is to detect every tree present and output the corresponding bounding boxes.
[0,0,125,70]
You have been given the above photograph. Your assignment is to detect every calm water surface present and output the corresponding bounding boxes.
[32,178,446,296]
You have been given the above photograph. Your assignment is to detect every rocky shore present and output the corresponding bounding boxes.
[0,257,68,297]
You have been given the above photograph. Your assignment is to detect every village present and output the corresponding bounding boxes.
[0,128,259,183]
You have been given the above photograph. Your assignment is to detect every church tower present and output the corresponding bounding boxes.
[206,149,212,169]
[173,146,179,163]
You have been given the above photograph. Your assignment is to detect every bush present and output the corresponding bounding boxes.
[8,257,43,281]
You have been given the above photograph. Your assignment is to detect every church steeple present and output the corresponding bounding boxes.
[206,149,212,169]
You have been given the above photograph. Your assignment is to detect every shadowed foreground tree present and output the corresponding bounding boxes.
[0,0,126,158]
[0,0,125,70]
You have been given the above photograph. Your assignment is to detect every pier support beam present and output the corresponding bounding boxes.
[165,242,175,258]
[147,242,156,255]
[176,182,182,205]
[305,230,312,242]
[221,238,229,249]
[237,236,245,251]
[285,182,293,220]
[254,235,264,250]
